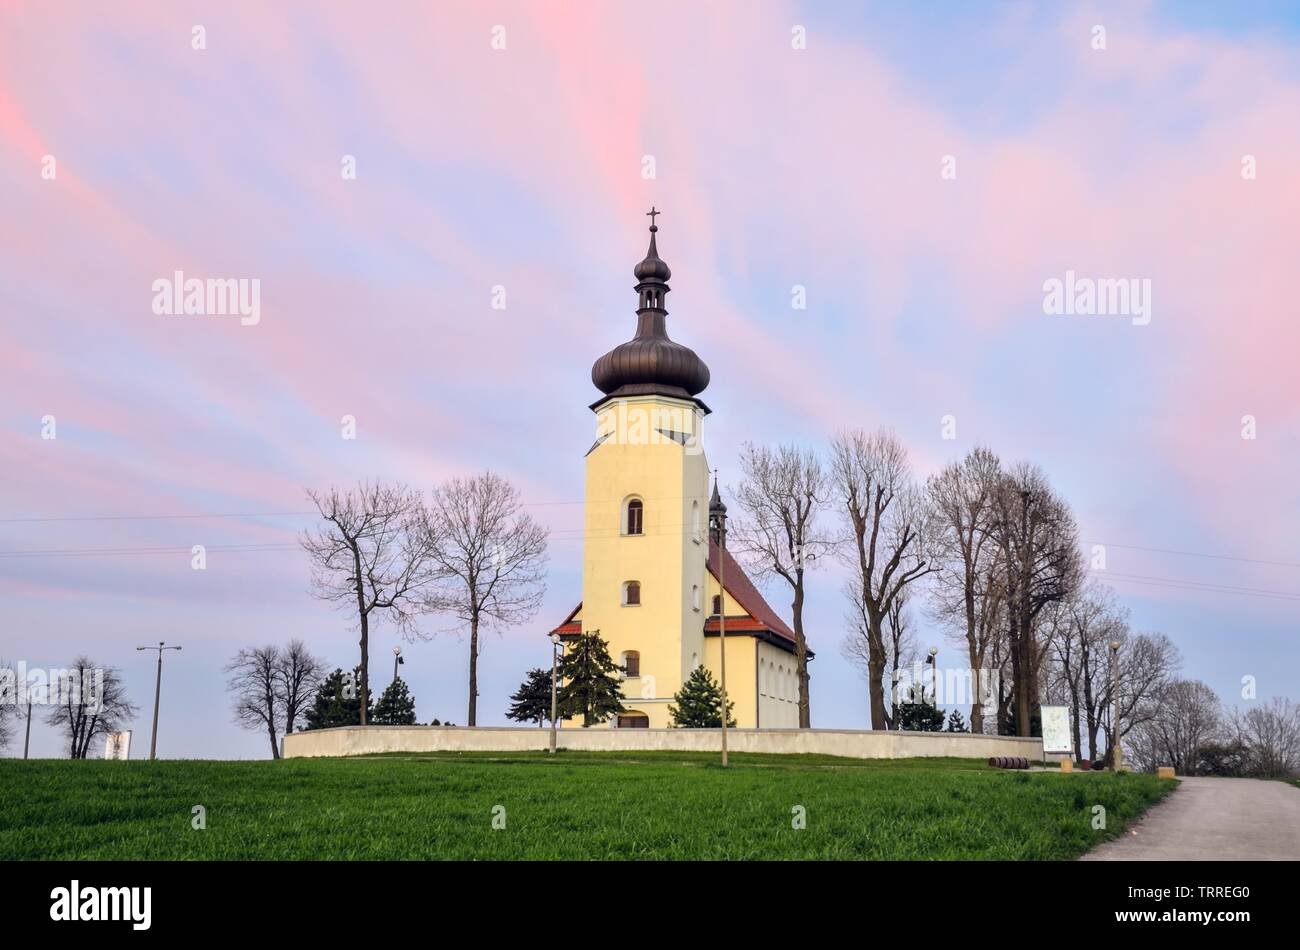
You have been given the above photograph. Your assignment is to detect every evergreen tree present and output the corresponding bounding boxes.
[304,667,372,729]
[1001,703,1043,738]
[557,632,625,727]
[669,665,736,728]
[372,676,417,725]
[945,709,969,733]
[507,668,554,726]
[897,684,945,732]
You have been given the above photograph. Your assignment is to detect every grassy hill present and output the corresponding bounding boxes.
[0,751,1173,860]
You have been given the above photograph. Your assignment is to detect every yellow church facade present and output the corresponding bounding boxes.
[549,214,810,729]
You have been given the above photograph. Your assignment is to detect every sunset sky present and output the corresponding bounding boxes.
[2,1,1298,757]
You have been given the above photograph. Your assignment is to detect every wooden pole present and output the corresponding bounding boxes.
[549,636,559,754]
[719,517,728,768]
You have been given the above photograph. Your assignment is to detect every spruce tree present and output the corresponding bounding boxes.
[945,708,969,733]
[897,683,945,732]
[669,665,735,728]
[557,632,625,727]
[304,667,372,729]
[372,676,417,725]
[507,668,554,726]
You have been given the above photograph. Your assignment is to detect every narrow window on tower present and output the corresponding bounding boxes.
[692,585,701,611]
[712,594,722,616]
[622,650,640,678]
[625,498,643,536]
[623,580,641,606]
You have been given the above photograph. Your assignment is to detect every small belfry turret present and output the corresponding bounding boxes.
[590,208,711,407]
[708,476,727,545]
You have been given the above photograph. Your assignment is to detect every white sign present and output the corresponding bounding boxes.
[1039,706,1072,754]
[104,731,132,760]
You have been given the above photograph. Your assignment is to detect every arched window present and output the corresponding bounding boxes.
[760,661,768,697]
[692,585,701,611]
[622,580,641,606]
[625,498,643,536]
[691,652,699,670]
[691,500,701,541]
[712,594,722,616]
[622,650,640,678]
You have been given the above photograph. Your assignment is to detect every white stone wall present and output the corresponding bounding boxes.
[284,725,1044,760]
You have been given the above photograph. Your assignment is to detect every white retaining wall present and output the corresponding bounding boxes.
[283,725,1044,761]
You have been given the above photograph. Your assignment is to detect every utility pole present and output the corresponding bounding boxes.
[710,476,729,768]
[23,696,32,759]
[549,631,562,754]
[1109,639,1122,771]
[136,642,182,760]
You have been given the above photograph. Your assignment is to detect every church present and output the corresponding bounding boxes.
[549,212,811,729]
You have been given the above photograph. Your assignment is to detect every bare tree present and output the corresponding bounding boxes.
[842,583,918,730]
[1239,698,1300,777]
[427,472,548,726]
[1046,581,1130,758]
[224,641,326,757]
[830,429,937,729]
[925,446,1003,732]
[1128,679,1221,774]
[1103,631,1181,761]
[0,661,15,750]
[45,658,137,759]
[302,482,438,725]
[279,638,326,737]
[989,464,1082,736]
[731,442,830,728]
[226,646,280,757]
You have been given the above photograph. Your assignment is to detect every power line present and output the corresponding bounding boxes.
[1091,569,1300,602]
[0,511,317,524]
[4,507,1300,603]
[4,509,1295,570]
[0,542,299,559]
[1087,541,1300,571]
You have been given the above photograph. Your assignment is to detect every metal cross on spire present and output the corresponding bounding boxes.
[646,206,660,229]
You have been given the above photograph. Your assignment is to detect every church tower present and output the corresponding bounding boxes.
[548,211,809,729]
[579,210,712,727]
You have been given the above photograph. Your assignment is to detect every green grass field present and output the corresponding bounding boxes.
[0,751,1174,860]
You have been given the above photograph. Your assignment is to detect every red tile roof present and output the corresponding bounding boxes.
[706,539,799,646]
[545,540,811,657]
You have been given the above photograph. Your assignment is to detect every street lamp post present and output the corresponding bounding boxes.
[1109,639,1122,771]
[927,647,938,711]
[549,631,562,754]
[710,477,729,768]
[392,645,403,684]
[136,641,182,760]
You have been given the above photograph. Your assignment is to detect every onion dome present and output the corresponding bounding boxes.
[590,209,710,406]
